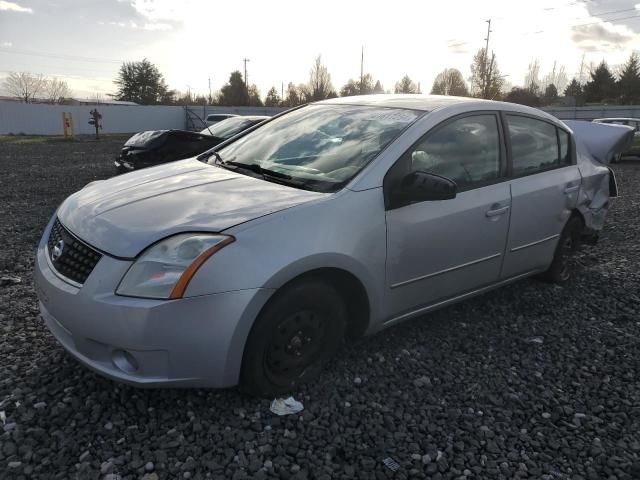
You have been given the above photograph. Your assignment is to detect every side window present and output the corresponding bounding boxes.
[558,128,571,165]
[406,114,501,189]
[507,115,560,175]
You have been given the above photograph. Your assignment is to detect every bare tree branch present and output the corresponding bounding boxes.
[2,72,46,103]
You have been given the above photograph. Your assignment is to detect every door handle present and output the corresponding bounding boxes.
[486,205,510,217]
[564,184,580,194]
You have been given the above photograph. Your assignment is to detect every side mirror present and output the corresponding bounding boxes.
[393,171,457,206]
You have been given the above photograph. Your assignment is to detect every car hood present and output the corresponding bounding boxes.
[57,159,327,258]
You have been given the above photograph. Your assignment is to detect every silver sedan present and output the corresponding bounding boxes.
[34,95,633,396]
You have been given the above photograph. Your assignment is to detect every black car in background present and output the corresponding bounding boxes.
[115,116,269,172]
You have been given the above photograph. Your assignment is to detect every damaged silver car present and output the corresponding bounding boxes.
[34,95,634,396]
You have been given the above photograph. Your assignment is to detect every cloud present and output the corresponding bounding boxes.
[1,41,12,47]
[447,42,469,54]
[571,23,635,50]
[131,0,190,21]
[0,1,33,13]
[143,22,172,31]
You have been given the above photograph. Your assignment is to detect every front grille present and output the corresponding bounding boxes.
[47,219,102,285]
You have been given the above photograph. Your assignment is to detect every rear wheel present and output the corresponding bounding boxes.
[240,280,346,397]
[541,216,583,284]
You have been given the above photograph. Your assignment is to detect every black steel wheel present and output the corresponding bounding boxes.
[240,280,346,397]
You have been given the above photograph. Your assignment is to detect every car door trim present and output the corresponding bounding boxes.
[385,270,539,326]
[390,252,502,289]
[510,233,559,252]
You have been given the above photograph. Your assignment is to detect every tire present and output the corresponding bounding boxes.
[541,216,583,284]
[240,280,346,397]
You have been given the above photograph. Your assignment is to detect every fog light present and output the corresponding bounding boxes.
[112,349,139,373]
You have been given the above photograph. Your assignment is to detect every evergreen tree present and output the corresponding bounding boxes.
[394,75,420,94]
[217,71,250,106]
[617,52,640,104]
[583,61,617,103]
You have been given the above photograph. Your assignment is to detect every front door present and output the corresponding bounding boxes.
[384,112,511,320]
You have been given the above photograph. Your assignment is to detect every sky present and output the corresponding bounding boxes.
[1,0,639,99]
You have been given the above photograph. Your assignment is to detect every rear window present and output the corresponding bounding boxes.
[507,115,566,175]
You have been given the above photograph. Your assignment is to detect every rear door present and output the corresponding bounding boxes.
[501,114,581,278]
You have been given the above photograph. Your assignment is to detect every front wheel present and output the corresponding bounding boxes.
[541,216,583,284]
[240,280,346,397]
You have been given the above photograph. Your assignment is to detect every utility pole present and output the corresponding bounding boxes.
[483,19,492,99]
[281,81,284,101]
[578,53,585,85]
[360,45,364,94]
[208,77,212,104]
[243,58,250,95]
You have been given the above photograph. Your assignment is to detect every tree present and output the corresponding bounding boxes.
[469,48,504,99]
[617,52,640,104]
[373,80,384,94]
[265,87,281,107]
[306,56,336,101]
[248,84,263,107]
[563,78,584,106]
[430,68,468,96]
[282,82,302,107]
[542,83,558,105]
[564,78,582,97]
[394,75,420,94]
[114,59,170,105]
[217,71,249,106]
[524,59,541,95]
[542,62,568,93]
[583,60,617,103]
[504,87,540,107]
[339,73,376,96]
[2,72,46,103]
[43,77,71,104]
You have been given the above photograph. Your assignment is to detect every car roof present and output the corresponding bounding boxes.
[316,94,562,124]
[207,113,238,118]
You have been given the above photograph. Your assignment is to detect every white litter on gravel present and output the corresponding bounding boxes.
[269,396,304,416]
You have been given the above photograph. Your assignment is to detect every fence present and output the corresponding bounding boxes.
[1,101,639,136]
[542,105,640,120]
[0,103,185,136]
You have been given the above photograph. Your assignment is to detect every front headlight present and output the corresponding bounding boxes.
[116,233,234,299]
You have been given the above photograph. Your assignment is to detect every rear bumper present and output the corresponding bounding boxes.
[34,217,273,388]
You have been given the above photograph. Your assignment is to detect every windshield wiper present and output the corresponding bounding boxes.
[225,161,292,180]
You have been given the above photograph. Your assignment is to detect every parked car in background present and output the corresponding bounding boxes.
[114,116,268,172]
[592,118,640,161]
[36,95,634,396]
[206,113,238,126]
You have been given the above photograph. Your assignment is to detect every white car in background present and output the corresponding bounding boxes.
[205,113,238,127]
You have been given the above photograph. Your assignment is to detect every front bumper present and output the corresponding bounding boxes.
[34,219,273,388]
[114,158,134,172]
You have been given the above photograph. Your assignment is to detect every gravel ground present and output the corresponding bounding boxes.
[1,137,639,480]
